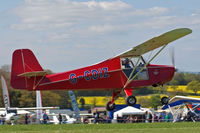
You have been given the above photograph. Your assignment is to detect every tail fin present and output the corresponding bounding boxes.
[11,49,46,90]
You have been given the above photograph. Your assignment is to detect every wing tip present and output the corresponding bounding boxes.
[175,28,192,35]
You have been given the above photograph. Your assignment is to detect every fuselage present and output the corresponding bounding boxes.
[32,56,174,91]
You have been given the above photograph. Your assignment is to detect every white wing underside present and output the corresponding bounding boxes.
[117,28,192,58]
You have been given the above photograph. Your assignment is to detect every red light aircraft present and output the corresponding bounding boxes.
[10,28,192,111]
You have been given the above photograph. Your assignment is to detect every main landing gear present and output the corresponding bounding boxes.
[126,95,137,106]
[106,89,137,111]
[106,101,115,111]
[124,89,136,106]
[106,90,120,111]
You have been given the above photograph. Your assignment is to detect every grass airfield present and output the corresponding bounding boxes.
[0,122,200,133]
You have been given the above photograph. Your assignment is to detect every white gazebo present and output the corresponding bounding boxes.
[113,106,145,120]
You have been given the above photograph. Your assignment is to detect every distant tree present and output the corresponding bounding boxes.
[41,91,61,107]
[10,90,22,107]
[53,91,72,109]
[76,90,111,96]
[18,91,36,107]
[184,73,199,83]
[152,85,168,94]
[196,72,200,81]
[169,80,179,85]
[1,65,11,72]
[173,72,187,85]
[134,87,154,95]
[149,95,162,110]
[138,97,151,108]
[186,80,200,95]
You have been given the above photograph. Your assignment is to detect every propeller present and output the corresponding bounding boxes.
[170,47,175,67]
[170,47,178,72]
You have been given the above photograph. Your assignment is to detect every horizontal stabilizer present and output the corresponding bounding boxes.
[18,71,47,78]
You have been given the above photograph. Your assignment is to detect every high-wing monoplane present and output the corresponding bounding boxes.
[10,28,192,111]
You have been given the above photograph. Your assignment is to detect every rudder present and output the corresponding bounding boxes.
[11,49,44,90]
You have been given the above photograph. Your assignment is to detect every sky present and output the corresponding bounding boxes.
[0,0,200,73]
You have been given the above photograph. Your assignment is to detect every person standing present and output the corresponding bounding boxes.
[24,113,29,124]
[94,111,100,123]
[42,110,49,124]
[165,113,170,122]
[149,112,153,123]
[58,113,62,124]
[1,117,5,125]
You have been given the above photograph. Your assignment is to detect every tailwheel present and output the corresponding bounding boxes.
[126,95,137,106]
[106,101,115,111]
[161,96,169,105]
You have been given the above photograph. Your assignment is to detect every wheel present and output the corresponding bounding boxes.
[126,95,137,106]
[106,101,115,111]
[152,84,158,87]
[161,96,169,105]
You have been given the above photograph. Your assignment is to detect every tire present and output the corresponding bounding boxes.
[161,96,169,105]
[106,101,115,111]
[152,84,158,87]
[126,95,137,106]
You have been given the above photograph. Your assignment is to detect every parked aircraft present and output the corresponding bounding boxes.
[49,114,76,124]
[0,75,30,124]
[10,28,192,111]
[162,96,200,122]
[0,75,59,124]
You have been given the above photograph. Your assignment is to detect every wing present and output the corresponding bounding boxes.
[169,96,200,104]
[117,28,192,58]
[13,107,59,110]
[162,96,200,110]
[0,108,6,111]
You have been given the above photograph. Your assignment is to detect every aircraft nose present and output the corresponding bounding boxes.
[162,66,175,84]
[169,66,175,76]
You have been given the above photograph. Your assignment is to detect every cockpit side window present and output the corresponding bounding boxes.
[122,58,132,69]
[121,56,149,80]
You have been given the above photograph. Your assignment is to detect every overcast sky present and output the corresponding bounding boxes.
[0,0,200,72]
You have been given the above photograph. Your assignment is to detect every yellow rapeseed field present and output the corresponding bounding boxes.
[77,95,153,106]
[167,85,200,93]
[77,86,200,106]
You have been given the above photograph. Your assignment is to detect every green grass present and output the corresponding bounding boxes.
[0,122,199,133]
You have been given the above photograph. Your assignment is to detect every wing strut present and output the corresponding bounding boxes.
[123,45,167,89]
